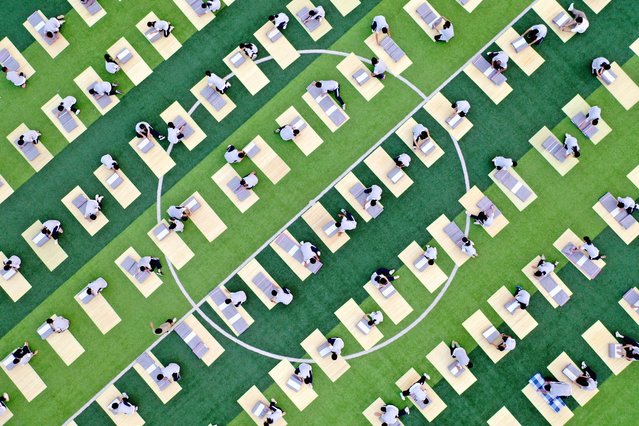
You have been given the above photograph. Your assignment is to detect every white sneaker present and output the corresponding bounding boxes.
[74,109,80,115]
[342,104,347,111]
[423,373,431,381]
[615,331,623,338]
[568,3,574,11]
[581,361,587,370]
[399,392,405,401]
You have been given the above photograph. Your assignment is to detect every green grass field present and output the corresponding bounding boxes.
[1,0,638,425]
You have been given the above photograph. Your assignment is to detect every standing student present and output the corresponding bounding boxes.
[572,236,606,260]
[363,184,382,209]
[101,154,119,170]
[104,54,120,74]
[206,70,231,94]
[57,95,80,116]
[157,363,181,382]
[370,57,387,80]
[313,80,346,110]
[326,337,344,360]
[563,133,580,158]
[487,51,509,73]
[150,318,176,335]
[591,57,611,76]
[422,245,437,265]
[225,290,247,307]
[271,287,293,305]
[147,20,174,37]
[294,363,313,386]
[492,156,517,170]
[269,13,289,30]
[135,121,164,140]
[513,286,530,309]
[239,42,258,60]
[2,255,21,273]
[303,6,325,24]
[3,67,27,88]
[394,153,411,169]
[239,172,258,190]
[89,81,122,97]
[523,24,547,45]
[450,340,473,368]
[139,255,163,276]
[167,122,186,145]
[435,18,455,43]
[44,16,65,40]
[167,205,190,221]
[371,15,390,45]
[560,3,589,34]
[224,145,245,163]
[412,123,431,149]
[461,237,477,258]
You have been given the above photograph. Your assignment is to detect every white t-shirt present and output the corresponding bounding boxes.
[319,80,339,91]
[380,405,399,424]
[439,23,455,41]
[93,81,112,95]
[274,289,293,305]
[203,0,221,12]
[564,134,579,152]
[154,20,170,31]
[61,96,77,110]
[530,24,547,40]
[369,311,383,324]
[502,336,516,351]
[413,124,428,141]
[230,290,247,305]
[424,246,437,260]
[101,154,116,169]
[572,19,589,34]
[373,59,387,75]
[372,15,388,33]
[515,289,530,305]
[537,261,555,275]
[582,242,599,258]
[88,278,107,294]
[3,255,21,269]
[51,316,70,332]
[461,241,476,257]
[105,60,120,74]
[242,173,258,188]
[340,215,357,231]
[587,106,601,121]
[329,337,344,355]
[366,185,382,201]
[492,156,513,169]
[492,51,509,68]
[396,153,411,167]
[84,200,100,218]
[300,242,317,262]
[6,71,26,86]
[455,100,471,114]
[409,383,428,402]
[161,363,180,379]
[310,6,325,20]
[280,125,295,141]
[617,196,636,209]
[167,127,182,144]
[44,18,61,34]
[22,130,39,143]
[297,363,312,378]
[224,147,242,163]
[167,206,186,218]
[591,57,609,71]
[273,13,289,28]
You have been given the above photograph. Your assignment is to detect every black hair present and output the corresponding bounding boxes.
[147,21,155,27]
[428,259,435,265]
[293,129,300,136]
[310,258,316,264]
[111,402,119,409]
[314,81,322,88]
[205,70,211,76]
[382,27,388,34]
[371,57,378,65]
[575,376,589,387]
[89,214,97,220]
[268,15,275,21]
[534,271,542,277]
[583,236,592,244]
[576,17,583,23]
[3,265,10,271]
[512,161,518,167]
[603,63,611,70]
[46,31,54,38]
[113,163,120,170]
[591,119,599,126]
[467,361,473,369]
[168,122,175,129]
[370,200,377,206]
[46,318,54,324]
[443,21,451,29]
[331,353,338,360]
[574,150,581,158]
[156,374,165,380]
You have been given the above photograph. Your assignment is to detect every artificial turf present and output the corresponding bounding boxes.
[2,0,639,425]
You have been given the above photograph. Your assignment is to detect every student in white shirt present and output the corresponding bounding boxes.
[367,310,383,326]
[335,209,357,235]
[0,393,9,417]
[303,6,325,24]
[265,399,286,424]
[201,0,221,13]
[494,333,516,352]
[326,337,344,360]
[591,57,610,76]
[370,57,387,80]
[110,393,138,415]
[400,373,431,404]
[44,16,65,40]
[394,153,411,169]
[313,80,346,110]
[450,340,473,368]
[300,241,321,266]
[57,95,80,116]
[224,145,245,163]
[561,3,589,34]
[240,172,258,189]
[534,255,557,277]
[371,15,390,45]
[42,220,63,242]
[101,154,119,170]
[89,81,121,97]
[614,331,639,362]
[449,100,470,119]
[412,123,430,150]
[104,54,120,74]
[84,195,103,221]
[275,124,299,141]
[147,20,174,37]
[377,404,410,424]
[487,50,509,73]
[225,290,247,307]
[87,278,108,296]
[135,121,164,140]
[239,42,258,60]
[582,105,601,127]
[47,316,70,333]
[168,218,184,233]
[294,363,313,386]
[151,318,176,335]
[513,286,530,310]
[423,245,437,265]
[572,236,605,260]
[205,70,231,94]
[575,362,598,391]
[139,256,163,276]
[563,133,580,158]
[492,156,517,170]
[17,130,40,146]
[167,122,186,145]
[617,196,638,214]
[157,363,181,382]
[542,380,572,397]
[461,237,477,257]
[435,19,455,43]
[523,24,547,45]
[2,255,21,273]
[271,287,293,305]
[167,205,190,221]
[364,185,382,209]
[269,13,289,30]
[470,205,496,227]
[3,67,27,88]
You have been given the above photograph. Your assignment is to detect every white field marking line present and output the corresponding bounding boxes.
[66,2,537,418]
